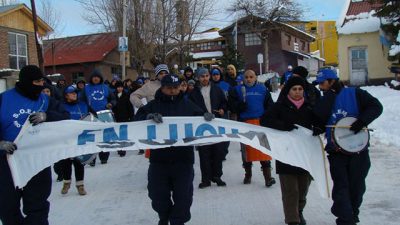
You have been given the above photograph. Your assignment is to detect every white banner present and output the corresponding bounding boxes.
[9,117,329,198]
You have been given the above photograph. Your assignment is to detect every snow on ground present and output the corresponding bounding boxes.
[5,86,400,225]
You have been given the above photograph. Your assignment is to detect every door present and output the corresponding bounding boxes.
[349,47,368,86]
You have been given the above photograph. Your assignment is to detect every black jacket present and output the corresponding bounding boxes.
[261,96,314,175]
[112,91,134,122]
[134,90,203,164]
[188,83,227,117]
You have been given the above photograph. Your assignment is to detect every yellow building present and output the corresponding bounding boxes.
[290,21,339,66]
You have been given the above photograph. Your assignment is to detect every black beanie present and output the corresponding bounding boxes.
[19,65,44,84]
[115,81,124,88]
[285,76,306,90]
[292,66,308,79]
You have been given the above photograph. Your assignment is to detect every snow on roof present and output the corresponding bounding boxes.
[278,22,315,40]
[191,31,222,41]
[337,10,381,34]
[337,0,352,27]
[190,51,223,59]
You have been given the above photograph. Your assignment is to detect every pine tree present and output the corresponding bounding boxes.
[219,44,245,72]
[373,0,400,62]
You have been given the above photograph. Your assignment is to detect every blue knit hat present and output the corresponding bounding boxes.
[154,64,170,76]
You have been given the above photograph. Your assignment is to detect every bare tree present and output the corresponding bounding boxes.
[174,0,215,67]
[75,0,214,73]
[231,0,304,71]
[38,0,65,39]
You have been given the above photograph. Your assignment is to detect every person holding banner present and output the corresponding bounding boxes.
[312,68,383,225]
[262,76,314,225]
[228,69,275,187]
[134,74,204,225]
[61,86,89,196]
[0,65,69,225]
[189,67,228,189]
[81,69,116,165]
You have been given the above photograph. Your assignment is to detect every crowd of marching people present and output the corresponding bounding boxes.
[0,62,383,225]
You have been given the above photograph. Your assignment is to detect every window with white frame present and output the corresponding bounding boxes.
[8,32,28,70]
[245,33,261,46]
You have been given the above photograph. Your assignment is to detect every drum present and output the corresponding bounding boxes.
[81,113,99,122]
[75,154,97,165]
[331,117,370,154]
[75,113,99,165]
[96,110,115,123]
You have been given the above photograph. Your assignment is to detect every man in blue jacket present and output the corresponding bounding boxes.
[81,69,116,165]
[0,65,69,225]
[313,68,383,225]
[228,70,275,187]
[135,74,207,225]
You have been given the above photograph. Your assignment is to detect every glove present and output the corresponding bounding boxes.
[146,113,163,123]
[284,123,298,131]
[0,141,17,154]
[29,112,47,126]
[350,119,365,134]
[203,112,215,121]
[238,102,247,113]
[312,126,325,136]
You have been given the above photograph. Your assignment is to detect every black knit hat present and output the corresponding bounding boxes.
[19,65,44,84]
[115,81,124,88]
[292,66,308,79]
[285,76,306,90]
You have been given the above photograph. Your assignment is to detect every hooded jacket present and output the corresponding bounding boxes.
[81,70,116,112]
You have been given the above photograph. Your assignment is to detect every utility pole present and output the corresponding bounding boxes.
[121,0,127,80]
[30,0,44,72]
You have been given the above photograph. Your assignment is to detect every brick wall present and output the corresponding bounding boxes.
[0,27,10,68]
[0,26,38,69]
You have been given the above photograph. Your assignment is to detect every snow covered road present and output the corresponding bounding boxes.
[47,140,400,225]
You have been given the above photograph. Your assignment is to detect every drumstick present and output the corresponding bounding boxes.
[317,136,331,198]
[325,125,374,131]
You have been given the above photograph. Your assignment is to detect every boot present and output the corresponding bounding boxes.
[76,185,87,196]
[243,166,252,184]
[299,210,306,225]
[61,182,71,194]
[211,177,226,186]
[198,181,211,189]
[262,167,276,187]
[118,150,126,157]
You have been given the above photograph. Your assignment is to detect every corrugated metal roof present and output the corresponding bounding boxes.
[43,32,118,66]
[346,1,382,16]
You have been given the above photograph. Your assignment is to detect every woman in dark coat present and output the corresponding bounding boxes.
[261,76,314,225]
[112,81,135,157]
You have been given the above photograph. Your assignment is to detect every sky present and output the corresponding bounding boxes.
[19,0,348,37]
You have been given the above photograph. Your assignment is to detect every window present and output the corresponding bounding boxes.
[285,34,291,46]
[8,32,28,70]
[301,41,306,51]
[245,33,261,46]
[72,72,84,84]
[111,67,122,79]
